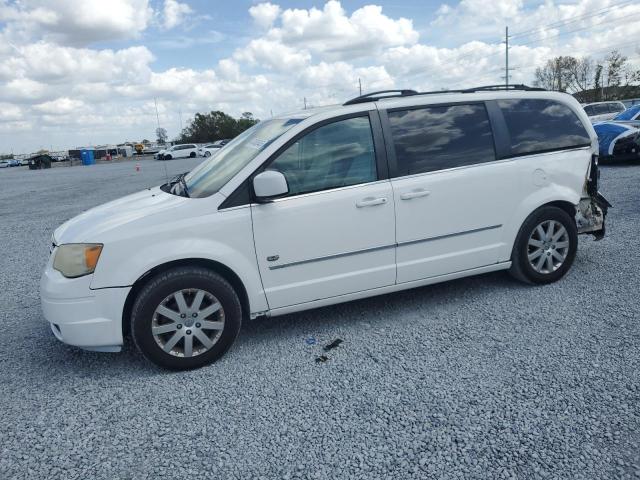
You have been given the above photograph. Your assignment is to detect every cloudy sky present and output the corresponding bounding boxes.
[0,0,638,153]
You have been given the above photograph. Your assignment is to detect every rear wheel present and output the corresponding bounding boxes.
[189,152,196,158]
[131,267,242,370]
[164,154,172,160]
[204,151,211,157]
[509,206,578,284]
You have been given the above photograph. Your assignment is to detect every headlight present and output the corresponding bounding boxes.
[53,244,103,278]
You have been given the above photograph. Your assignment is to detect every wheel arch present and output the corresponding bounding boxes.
[121,258,250,338]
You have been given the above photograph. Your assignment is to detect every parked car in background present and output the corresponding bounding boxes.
[198,143,223,157]
[583,101,626,123]
[28,154,53,169]
[41,86,610,370]
[593,121,640,163]
[156,144,198,160]
[612,104,640,122]
[0,159,20,167]
[621,98,640,108]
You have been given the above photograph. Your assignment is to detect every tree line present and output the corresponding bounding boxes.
[174,111,259,144]
[534,50,640,102]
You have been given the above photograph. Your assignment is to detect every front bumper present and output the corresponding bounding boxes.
[40,260,130,352]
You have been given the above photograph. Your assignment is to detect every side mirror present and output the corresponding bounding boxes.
[253,170,289,202]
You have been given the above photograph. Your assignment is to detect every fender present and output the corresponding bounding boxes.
[498,184,581,262]
[90,229,269,314]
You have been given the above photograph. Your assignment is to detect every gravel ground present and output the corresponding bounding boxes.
[0,158,639,479]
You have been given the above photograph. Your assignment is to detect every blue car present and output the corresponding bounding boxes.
[593,121,640,162]
[613,104,640,122]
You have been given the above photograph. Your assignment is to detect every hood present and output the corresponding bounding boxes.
[54,186,189,244]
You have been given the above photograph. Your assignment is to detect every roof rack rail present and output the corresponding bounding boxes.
[343,84,545,105]
[461,84,546,93]
[343,89,418,106]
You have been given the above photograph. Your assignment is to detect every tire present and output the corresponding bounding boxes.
[164,154,172,160]
[509,206,578,284]
[130,266,242,370]
[204,151,211,157]
[189,152,196,158]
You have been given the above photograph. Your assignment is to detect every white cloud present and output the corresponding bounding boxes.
[161,0,193,30]
[1,0,639,153]
[249,3,281,29]
[266,1,419,61]
[235,38,311,71]
[33,97,86,114]
[1,0,154,46]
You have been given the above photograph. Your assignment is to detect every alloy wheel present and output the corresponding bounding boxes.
[151,289,225,357]
[527,220,570,274]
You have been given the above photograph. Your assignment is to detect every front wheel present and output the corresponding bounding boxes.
[509,206,578,284]
[164,154,172,160]
[189,152,196,158]
[130,267,242,370]
[204,151,211,157]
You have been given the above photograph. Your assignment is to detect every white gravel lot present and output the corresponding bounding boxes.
[0,158,638,479]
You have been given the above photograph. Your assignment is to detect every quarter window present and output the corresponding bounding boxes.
[498,99,591,156]
[388,103,496,175]
[268,116,377,196]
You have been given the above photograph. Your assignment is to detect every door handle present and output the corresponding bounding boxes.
[356,197,387,208]
[400,188,431,200]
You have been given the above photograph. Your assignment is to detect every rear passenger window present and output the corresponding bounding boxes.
[498,99,590,157]
[388,103,496,175]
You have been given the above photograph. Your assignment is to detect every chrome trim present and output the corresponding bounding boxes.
[268,243,395,270]
[259,179,391,204]
[268,224,502,270]
[397,224,502,247]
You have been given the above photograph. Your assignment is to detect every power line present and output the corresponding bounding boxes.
[453,3,639,63]
[510,0,635,40]
[515,11,640,48]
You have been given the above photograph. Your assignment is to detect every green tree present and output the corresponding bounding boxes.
[177,111,259,143]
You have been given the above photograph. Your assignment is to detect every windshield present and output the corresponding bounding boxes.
[184,118,302,198]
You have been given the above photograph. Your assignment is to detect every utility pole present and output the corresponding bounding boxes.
[358,78,362,96]
[505,26,509,88]
[154,97,161,130]
[304,97,307,110]
[178,107,183,132]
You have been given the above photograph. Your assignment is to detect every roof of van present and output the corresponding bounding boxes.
[276,88,580,122]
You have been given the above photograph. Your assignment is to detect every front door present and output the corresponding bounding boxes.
[383,103,517,283]
[251,114,396,309]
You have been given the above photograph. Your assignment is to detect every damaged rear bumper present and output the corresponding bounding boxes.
[575,154,611,241]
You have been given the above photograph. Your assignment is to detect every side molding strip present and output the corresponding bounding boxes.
[268,244,395,270]
[268,224,502,270]
[397,224,502,248]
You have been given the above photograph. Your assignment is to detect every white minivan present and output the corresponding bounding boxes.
[157,144,198,160]
[41,86,609,370]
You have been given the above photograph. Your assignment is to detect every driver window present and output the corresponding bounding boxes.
[268,116,377,196]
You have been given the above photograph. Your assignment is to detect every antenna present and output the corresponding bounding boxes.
[154,97,169,184]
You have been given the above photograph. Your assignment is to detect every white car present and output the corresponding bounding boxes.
[583,101,626,123]
[156,144,198,160]
[198,143,223,157]
[41,86,609,370]
[0,160,10,168]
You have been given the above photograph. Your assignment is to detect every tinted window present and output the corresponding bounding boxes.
[609,103,625,113]
[268,116,377,196]
[583,105,595,116]
[593,104,610,115]
[388,103,495,175]
[498,99,590,156]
